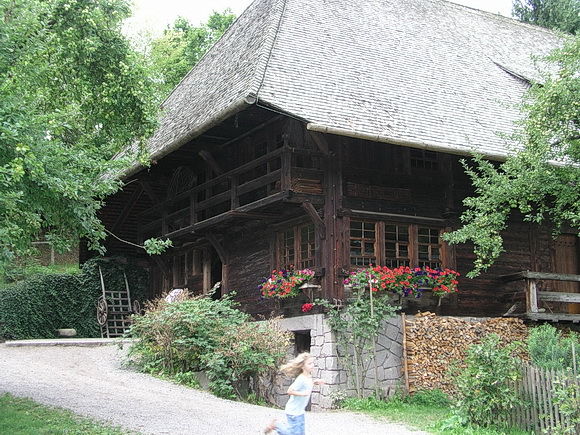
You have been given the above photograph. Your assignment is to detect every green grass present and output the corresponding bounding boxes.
[1,262,80,285]
[341,391,532,435]
[0,393,138,434]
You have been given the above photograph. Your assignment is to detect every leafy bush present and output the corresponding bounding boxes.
[550,371,580,434]
[0,257,148,339]
[527,324,579,371]
[451,334,522,428]
[0,273,97,339]
[126,292,291,400]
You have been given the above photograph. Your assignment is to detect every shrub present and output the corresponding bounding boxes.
[527,323,579,371]
[0,257,148,339]
[0,273,101,339]
[451,334,522,428]
[126,292,292,400]
[550,371,580,434]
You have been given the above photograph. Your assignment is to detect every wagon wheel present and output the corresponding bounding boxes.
[96,296,108,326]
[132,300,142,315]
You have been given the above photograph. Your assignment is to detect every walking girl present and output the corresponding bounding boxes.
[264,352,325,435]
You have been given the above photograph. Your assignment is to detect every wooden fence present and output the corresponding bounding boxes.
[506,363,578,434]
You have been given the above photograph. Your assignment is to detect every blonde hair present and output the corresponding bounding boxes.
[280,352,313,378]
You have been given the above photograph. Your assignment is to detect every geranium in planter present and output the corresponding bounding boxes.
[258,267,315,299]
[344,265,459,299]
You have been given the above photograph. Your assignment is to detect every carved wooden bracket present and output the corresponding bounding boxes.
[302,202,326,239]
[152,255,170,279]
[308,131,331,156]
[198,150,224,176]
[204,233,227,265]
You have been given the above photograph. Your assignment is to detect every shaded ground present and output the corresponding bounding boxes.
[0,342,428,434]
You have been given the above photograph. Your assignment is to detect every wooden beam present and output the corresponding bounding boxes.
[204,234,227,265]
[152,256,169,278]
[525,278,538,314]
[502,271,580,283]
[228,211,280,220]
[302,202,326,239]
[109,184,143,234]
[526,313,580,323]
[139,179,161,205]
[198,150,224,176]
[308,131,331,156]
[538,291,580,304]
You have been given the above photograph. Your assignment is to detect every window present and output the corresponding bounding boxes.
[350,220,444,269]
[349,221,376,266]
[410,149,439,170]
[417,226,441,268]
[300,225,316,268]
[384,224,410,267]
[277,223,316,269]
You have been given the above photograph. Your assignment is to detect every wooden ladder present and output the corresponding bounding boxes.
[98,266,134,338]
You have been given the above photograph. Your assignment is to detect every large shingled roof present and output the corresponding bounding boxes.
[144,0,561,164]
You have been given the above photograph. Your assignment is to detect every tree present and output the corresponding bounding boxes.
[0,0,159,267]
[512,0,580,34]
[443,35,580,277]
[147,10,236,101]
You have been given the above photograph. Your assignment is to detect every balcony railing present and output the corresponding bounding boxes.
[138,147,323,241]
[502,271,580,323]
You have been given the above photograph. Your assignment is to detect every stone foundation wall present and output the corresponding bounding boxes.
[264,314,404,411]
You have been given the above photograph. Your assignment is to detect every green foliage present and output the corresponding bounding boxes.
[0,393,135,434]
[146,10,236,100]
[0,257,148,339]
[527,324,580,370]
[315,288,398,399]
[0,273,99,339]
[549,371,580,434]
[1,261,80,285]
[343,389,451,410]
[340,392,451,433]
[126,292,291,400]
[0,0,159,268]
[444,35,580,277]
[142,238,173,255]
[451,334,523,428]
[512,0,580,34]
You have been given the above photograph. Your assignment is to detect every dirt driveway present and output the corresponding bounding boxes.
[0,342,428,434]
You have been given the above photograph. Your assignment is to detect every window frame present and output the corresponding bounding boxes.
[276,222,316,269]
[348,219,448,270]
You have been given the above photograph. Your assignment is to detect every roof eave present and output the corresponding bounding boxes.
[306,122,509,162]
[122,95,257,179]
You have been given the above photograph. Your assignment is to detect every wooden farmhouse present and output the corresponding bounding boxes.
[85,0,580,322]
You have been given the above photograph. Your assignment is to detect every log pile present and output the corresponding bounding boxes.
[404,312,529,394]
[291,178,323,195]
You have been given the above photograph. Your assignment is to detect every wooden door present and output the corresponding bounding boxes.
[553,234,580,314]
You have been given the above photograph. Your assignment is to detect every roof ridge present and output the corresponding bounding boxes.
[250,0,288,101]
[439,0,560,36]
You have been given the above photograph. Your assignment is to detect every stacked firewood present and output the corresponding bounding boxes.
[404,312,529,394]
[291,178,323,194]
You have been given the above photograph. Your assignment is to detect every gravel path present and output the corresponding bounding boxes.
[0,342,429,435]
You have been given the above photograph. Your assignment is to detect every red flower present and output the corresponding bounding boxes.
[302,303,314,312]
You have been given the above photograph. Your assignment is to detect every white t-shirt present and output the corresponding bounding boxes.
[284,374,313,416]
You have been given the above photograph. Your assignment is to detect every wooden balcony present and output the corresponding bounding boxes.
[138,147,324,242]
[502,271,580,323]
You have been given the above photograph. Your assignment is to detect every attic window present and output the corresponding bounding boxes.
[410,149,438,170]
